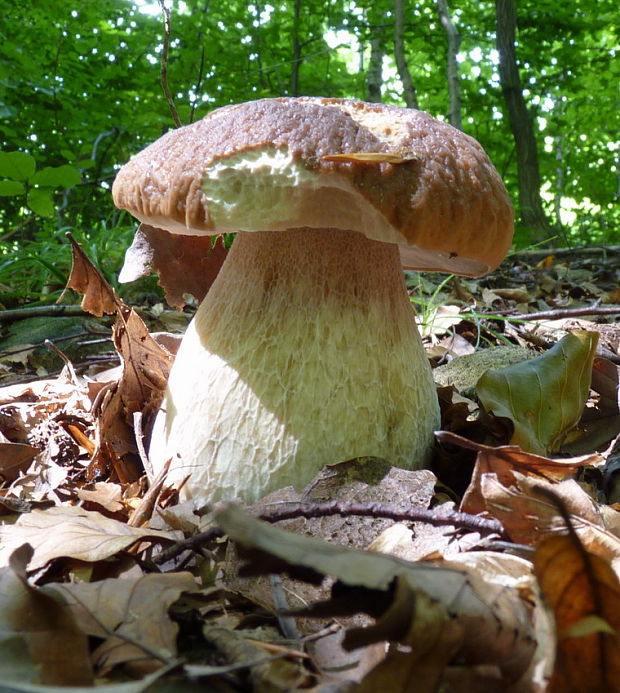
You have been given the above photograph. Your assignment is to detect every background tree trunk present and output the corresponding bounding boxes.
[436,0,461,129]
[393,0,418,108]
[290,0,302,96]
[495,0,552,241]
[366,28,384,102]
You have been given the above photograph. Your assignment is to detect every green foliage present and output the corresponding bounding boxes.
[0,0,618,305]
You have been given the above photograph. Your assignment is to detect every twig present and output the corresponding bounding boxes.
[127,457,170,528]
[254,500,504,533]
[0,304,89,322]
[158,0,182,128]
[509,244,620,259]
[44,339,79,384]
[152,501,504,565]
[486,305,620,322]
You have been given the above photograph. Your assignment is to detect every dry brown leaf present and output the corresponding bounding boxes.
[320,152,417,164]
[0,505,178,570]
[76,481,125,514]
[0,544,93,686]
[0,440,39,481]
[534,532,620,692]
[354,580,463,693]
[92,303,173,480]
[216,503,536,685]
[65,232,118,316]
[48,572,197,675]
[480,474,620,562]
[445,430,604,516]
[119,224,228,309]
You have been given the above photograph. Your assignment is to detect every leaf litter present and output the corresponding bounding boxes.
[0,240,620,690]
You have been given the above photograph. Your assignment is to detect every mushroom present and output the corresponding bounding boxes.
[113,97,513,504]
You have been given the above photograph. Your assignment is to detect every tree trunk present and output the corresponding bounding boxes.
[393,0,418,108]
[495,0,552,240]
[366,28,384,102]
[554,135,564,229]
[436,0,461,129]
[290,0,302,96]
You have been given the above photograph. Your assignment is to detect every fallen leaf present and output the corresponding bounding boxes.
[0,505,177,570]
[65,233,118,317]
[0,441,39,481]
[215,503,536,685]
[479,474,620,561]
[0,545,93,686]
[354,580,462,693]
[119,224,228,309]
[534,532,620,692]
[76,482,125,514]
[320,152,417,164]
[441,431,604,516]
[48,572,197,675]
[477,331,599,455]
[92,303,173,480]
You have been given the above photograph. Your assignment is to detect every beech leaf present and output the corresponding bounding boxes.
[476,331,599,455]
[65,233,118,316]
[0,506,177,570]
[534,532,620,691]
[0,545,93,686]
[47,572,197,675]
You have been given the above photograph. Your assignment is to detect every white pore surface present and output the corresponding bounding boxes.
[201,147,406,246]
[149,228,440,504]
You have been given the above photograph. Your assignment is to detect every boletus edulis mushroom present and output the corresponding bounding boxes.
[113,97,513,504]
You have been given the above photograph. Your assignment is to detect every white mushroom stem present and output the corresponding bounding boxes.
[149,228,440,503]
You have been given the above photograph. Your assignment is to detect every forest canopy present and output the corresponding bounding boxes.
[0,0,618,304]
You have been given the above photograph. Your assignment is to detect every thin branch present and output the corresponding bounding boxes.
[153,501,504,565]
[158,0,182,128]
[490,305,620,322]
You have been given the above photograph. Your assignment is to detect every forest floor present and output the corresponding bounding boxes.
[1,243,620,692]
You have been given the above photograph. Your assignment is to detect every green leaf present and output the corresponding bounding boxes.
[476,331,599,455]
[0,180,25,196]
[31,165,81,188]
[0,151,36,181]
[27,187,55,217]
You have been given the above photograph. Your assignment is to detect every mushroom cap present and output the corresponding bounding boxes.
[113,97,513,277]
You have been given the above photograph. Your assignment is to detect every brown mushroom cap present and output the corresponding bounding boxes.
[113,97,513,278]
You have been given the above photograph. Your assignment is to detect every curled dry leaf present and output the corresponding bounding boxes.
[477,331,599,456]
[119,224,228,309]
[479,474,620,562]
[441,430,605,516]
[65,232,118,317]
[534,532,620,692]
[0,544,93,686]
[0,505,178,570]
[215,503,536,685]
[91,303,173,480]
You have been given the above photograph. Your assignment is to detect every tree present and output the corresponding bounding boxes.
[1,0,619,303]
[393,0,419,108]
[436,0,461,129]
[495,0,554,240]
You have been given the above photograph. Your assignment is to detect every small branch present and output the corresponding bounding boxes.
[509,244,620,258]
[0,304,90,322]
[153,501,504,565]
[158,0,182,128]
[490,305,620,322]
[254,501,504,534]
